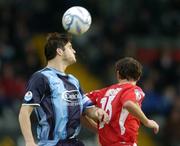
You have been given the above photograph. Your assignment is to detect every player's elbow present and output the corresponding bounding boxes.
[123,100,135,110]
[18,108,24,123]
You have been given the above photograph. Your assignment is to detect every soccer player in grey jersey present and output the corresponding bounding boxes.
[19,32,109,146]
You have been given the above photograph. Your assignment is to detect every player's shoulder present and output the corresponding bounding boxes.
[120,83,140,90]
[30,70,44,79]
[103,83,123,96]
[121,84,144,95]
[134,85,144,93]
[68,74,79,84]
[133,84,145,98]
[123,84,145,101]
[68,74,78,80]
[107,83,129,93]
[29,68,48,82]
[68,74,76,79]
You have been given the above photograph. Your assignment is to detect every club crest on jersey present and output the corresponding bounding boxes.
[134,89,141,101]
[24,91,33,101]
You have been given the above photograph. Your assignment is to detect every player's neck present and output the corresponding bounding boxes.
[118,79,136,86]
[47,60,67,73]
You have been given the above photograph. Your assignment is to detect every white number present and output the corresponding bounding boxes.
[99,88,121,129]
[99,97,107,128]
[100,97,107,110]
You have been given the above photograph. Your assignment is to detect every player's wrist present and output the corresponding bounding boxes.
[94,107,100,117]
[144,119,154,128]
[142,118,150,127]
[25,138,35,143]
[26,141,37,146]
[85,107,100,121]
[94,107,104,121]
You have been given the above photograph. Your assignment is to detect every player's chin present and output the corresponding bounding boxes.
[69,58,76,64]
[73,57,76,62]
[71,57,76,62]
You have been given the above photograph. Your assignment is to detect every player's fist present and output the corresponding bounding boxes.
[145,119,159,134]
[95,108,110,124]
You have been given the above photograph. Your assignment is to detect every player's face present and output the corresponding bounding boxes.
[63,42,76,64]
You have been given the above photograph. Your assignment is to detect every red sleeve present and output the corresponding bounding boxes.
[86,88,107,105]
[86,90,100,105]
[121,87,144,106]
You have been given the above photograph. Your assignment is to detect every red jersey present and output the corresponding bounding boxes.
[87,83,145,146]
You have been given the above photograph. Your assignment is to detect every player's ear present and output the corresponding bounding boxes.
[116,70,120,80]
[56,48,63,56]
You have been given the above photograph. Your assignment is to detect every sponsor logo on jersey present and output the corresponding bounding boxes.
[62,90,80,106]
[52,81,61,85]
[24,91,33,101]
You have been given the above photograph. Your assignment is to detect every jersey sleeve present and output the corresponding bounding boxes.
[121,87,145,106]
[79,88,94,110]
[86,88,107,105]
[22,72,49,106]
[86,90,101,105]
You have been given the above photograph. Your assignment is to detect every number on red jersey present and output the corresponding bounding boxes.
[99,88,122,128]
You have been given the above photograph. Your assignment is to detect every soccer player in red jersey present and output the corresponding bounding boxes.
[86,57,159,146]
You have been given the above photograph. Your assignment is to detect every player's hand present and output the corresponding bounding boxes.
[145,119,159,134]
[95,108,110,124]
[26,141,38,146]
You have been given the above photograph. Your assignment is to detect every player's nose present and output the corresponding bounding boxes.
[72,48,76,53]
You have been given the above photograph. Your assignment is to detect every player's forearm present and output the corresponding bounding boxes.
[85,107,98,121]
[123,100,149,126]
[80,115,97,133]
[19,106,35,143]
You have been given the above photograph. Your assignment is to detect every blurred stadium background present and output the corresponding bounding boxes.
[0,0,180,146]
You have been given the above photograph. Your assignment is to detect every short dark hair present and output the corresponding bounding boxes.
[115,57,142,81]
[44,32,72,61]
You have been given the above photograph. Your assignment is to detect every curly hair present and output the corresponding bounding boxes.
[44,32,72,61]
[115,57,142,81]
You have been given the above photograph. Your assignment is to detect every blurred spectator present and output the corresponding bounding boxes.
[0,0,180,146]
[0,63,25,103]
[162,97,180,146]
